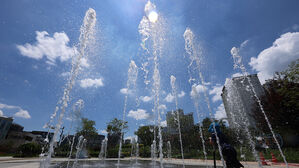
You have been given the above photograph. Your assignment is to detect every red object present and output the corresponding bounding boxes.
[260,152,268,165]
[271,152,278,164]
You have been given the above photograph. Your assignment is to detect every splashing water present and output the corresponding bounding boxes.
[151,142,155,165]
[225,78,262,167]
[73,136,85,168]
[66,99,84,168]
[98,139,106,160]
[136,142,139,164]
[183,27,226,167]
[40,8,96,168]
[117,60,138,167]
[170,75,185,168]
[66,136,76,168]
[130,137,136,163]
[231,47,288,167]
[167,141,171,159]
[190,85,207,165]
[138,1,165,167]
[99,138,108,166]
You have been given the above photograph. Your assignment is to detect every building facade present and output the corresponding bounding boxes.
[166,109,194,134]
[0,116,13,142]
[221,74,266,129]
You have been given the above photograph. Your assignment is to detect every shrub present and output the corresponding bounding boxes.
[14,143,42,157]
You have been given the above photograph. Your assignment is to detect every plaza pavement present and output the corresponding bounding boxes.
[0,157,298,168]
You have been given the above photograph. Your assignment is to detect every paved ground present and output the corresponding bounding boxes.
[0,157,298,168]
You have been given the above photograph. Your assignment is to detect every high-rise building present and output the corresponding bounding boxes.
[166,109,194,134]
[0,116,13,142]
[221,74,266,128]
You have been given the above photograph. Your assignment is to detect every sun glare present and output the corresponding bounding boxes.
[148,11,158,23]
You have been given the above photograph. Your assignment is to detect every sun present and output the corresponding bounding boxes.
[148,11,158,23]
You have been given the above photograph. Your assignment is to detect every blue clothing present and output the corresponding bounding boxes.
[208,122,221,134]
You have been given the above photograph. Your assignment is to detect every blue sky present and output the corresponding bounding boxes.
[1,0,299,138]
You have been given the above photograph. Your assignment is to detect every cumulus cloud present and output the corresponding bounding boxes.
[232,72,243,78]
[128,109,149,120]
[161,120,167,127]
[80,78,104,88]
[0,103,31,119]
[14,109,31,119]
[80,57,90,68]
[249,32,299,83]
[17,31,76,65]
[164,93,174,103]
[140,96,153,102]
[214,103,227,120]
[164,90,186,102]
[120,88,133,95]
[158,104,167,110]
[190,84,206,98]
[60,72,70,77]
[178,91,185,98]
[209,84,223,102]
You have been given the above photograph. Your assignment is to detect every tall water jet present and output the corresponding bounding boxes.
[138,1,165,167]
[73,136,85,168]
[190,85,207,164]
[183,27,226,167]
[40,8,96,168]
[170,75,185,167]
[135,142,139,164]
[167,141,171,159]
[130,137,136,163]
[99,139,107,161]
[231,47,288,167]
[224,78,262,167]
[66,99,84,168]
[151,140,157,166]
[117,60,138,167]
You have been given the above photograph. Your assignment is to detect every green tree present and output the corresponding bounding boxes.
[253,59,299,136]
[76,118,98,137]
[135,125,155,147]
[106,118,128,148]
[106,118,128,135]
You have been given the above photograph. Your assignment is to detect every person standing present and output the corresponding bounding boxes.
[208,122,244,168]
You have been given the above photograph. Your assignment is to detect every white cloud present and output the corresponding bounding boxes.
[60,72,70,77]
[120,88,132,95]
[158,104,167,110]
[214,103,227,120]
[100,130,108,135]
[209,84,223,102]
[158,104,167,115]
[249,32,299,84]
[17,31,77,65]
[0,103,31,119]
[232,72,243,78]
[164,91,185,102]
[140,96,153,102]
[127,109,149,120]
[80,57,90,68]
[190,84,206,98]
[164,93,174,103]
[161,120,167,127]
[178,91,185,98]
[14,109,31,119]
[80,78,104,88]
